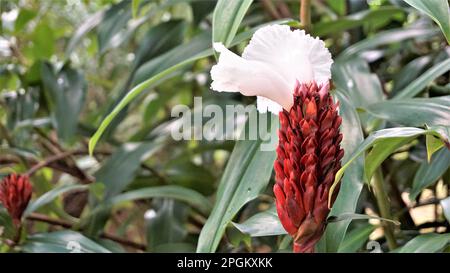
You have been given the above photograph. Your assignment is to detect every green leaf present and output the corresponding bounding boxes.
[212,0,253,47]
[88,49,211,155]
[404,0,450,43]
[41,63,87,143]
[108,185,211,215]
[330,127,449,204]
[332,57,384,108]
[14,8,36,33]
[313,6,405,36]
[332,57,384,130]
[95,141,164,199]
[338,224,376,253]
[31,22,55,59]
[366,96,450,127]
[24,184,88,216]
[132,20,187,72]
[132,0,141,18]
[426,134,445,162]
[65,8,106,56]
[88,19,272,154]
[327,213,400,225]
[96,1,131,54]
[392,55,432,94]
[191,0,216,25]
[409,148,450,200]
[196,112,278,253]
[317,91,365,253]
[340,27,439,58]
[232,206,287,237]
[0,208,15,239]
[440,196,450,223]
[21,230,110,253]
[145,199,188,251]
[364,137,413,182]
[397,233,450,253]
[132,31,211,85]
[394,58,450,99]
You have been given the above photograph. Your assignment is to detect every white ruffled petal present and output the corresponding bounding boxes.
[243,25,332,86]
[256,96,283,114]
[210,25,333,115]
[211,43,293,111]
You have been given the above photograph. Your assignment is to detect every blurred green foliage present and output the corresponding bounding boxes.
[0,0,450,253]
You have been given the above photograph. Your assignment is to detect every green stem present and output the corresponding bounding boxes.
[300,0,312,33]
[373,168,398,250]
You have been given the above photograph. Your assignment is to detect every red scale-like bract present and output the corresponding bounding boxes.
[0,174,32,226]
[273,82,344,253]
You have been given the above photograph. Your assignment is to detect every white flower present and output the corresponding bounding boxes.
[210,24,333,114]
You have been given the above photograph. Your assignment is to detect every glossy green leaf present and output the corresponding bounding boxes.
[14,8,36,33]
[41,63,87,143]
[21,230,110,253]
[0,208,15,239]
[146,199,188,251]
[132,0,141,18]
[366,96,450,126]
[332,57,384,130]
[317,91,365,253]
[340,27,439,58]
[108,185,211,215]
[65,8,106,56]
[409,148,450,200]
[397,233,450,253]
[24,184,88,216]
[330,127,449,204]
[394,58,450,99]
[313,6,405,36]
[196,112,278,253]
[132,31,211,85]
[88,49,211,155]
[132,20,186,72]
[426,134,445,162]
[232,206,286,237]
[95,141,164,199]
[327,213,400,225]
[212,0,253,47]
[392,55,432,94]
[404,0,450,43]
[332,57,384,108]
[338,224,376,253]
[364,137,413,182]
[31,22,55,59]
[97,1,131,54]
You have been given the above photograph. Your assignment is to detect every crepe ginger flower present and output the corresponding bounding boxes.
[0,174,32,226]
[210,25,344,253]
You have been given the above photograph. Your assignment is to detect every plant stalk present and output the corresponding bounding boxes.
[300,0,312,32]
[372,168,398,250]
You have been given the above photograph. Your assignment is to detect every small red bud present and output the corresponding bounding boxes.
[0,174,32,226]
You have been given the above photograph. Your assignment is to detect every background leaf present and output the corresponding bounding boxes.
[409,148,450,200]
[21,230,111,253]
[397,233,450,253]
[41,63,87,143]
[212,0,253,47]
[404,0,450,43]
[196,112,278,253]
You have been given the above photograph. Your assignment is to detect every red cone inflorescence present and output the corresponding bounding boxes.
[273,82,344,253]
[0,174,32,226]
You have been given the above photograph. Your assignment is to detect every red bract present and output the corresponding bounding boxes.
[0,174,32,226]
[273,82,344,253]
